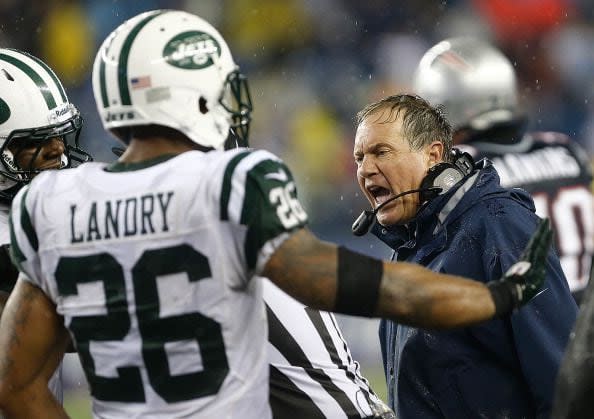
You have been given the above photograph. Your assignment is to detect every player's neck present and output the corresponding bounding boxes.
[118,136,195,163]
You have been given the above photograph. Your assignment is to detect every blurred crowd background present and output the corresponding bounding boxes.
[2,0,594,415]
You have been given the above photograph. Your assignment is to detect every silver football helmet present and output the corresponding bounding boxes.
[413,37,522,133]
[92,9,252,150]
[0,48,92,201]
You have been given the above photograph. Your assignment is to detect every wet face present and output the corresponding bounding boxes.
[10,137,65,174]
[353,110,442,226]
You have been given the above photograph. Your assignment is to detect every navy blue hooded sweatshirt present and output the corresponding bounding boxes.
[374,161,577,419]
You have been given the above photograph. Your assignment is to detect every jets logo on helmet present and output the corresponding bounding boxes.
[0,98,10,125]
[0,48,92,202]
[93,10,253,151]
[164,31,221,69]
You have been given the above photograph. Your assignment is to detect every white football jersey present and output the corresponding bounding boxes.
[0,202,9,245]
[9,149,308,419]
[0,201,63,408]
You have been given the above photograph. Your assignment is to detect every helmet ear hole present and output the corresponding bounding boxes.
[198,97,208,114]
[2,69,13,81]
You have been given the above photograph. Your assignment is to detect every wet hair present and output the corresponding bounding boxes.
[355,94,453,162]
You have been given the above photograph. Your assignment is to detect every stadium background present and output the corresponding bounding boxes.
[1,0,593,416]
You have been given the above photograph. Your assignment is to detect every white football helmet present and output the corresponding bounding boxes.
[92,9,252,150]
[413,37,523,133]
[0,48,91,201]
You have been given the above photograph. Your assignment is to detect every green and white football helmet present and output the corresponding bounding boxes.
[413,37,523,134]
[92,9,253,150]
[0,48,91,201]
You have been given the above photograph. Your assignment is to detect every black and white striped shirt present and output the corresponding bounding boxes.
[264,279,393,418]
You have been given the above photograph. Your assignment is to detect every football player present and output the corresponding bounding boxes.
[0,48,91,411]
[0,11,551,418]
[111,146,394,418]
[413,36,594,303]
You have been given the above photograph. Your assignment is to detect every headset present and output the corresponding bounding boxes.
[352,149,474,236]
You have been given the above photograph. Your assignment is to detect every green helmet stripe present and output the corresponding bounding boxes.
[0,53,57,109]
[8,212,26,271]
[99,57,109,108]
[117,10,164,106]
[9,49,67,102]
[97,29,118,108]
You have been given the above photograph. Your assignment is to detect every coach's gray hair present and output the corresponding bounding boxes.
[355,94,453,162]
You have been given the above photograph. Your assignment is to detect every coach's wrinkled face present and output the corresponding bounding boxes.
[354,110,441,226]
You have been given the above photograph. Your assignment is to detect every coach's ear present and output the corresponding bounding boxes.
[425,140,444,166]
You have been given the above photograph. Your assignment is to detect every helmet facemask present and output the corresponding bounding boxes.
[0,48,94,202]
[220,70,252,149]
[0,112,91,185]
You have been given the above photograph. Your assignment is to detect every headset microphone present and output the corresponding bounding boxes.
[351,148,475,237]
[351,187,442,236]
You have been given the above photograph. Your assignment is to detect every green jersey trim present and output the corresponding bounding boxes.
[105,154,178,172]
[8,211,25,271]
[220,150,251,221]
[19,188,38,252]
[241,159,307,270]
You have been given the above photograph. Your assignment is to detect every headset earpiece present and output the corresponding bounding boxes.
[419,163,464,202]
[451,148,475,175]
[419,149,475,202]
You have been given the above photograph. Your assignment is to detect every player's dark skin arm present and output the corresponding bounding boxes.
[264,223,549,329]
[263,229,495,328]
[0,279,70,419]
[0,291,8,315]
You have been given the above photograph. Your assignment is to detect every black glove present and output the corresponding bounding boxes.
[487,218,553,316]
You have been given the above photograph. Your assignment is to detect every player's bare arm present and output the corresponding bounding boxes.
[263,219,552,328]
[0,291,8,315]
[0,244,20,315]
[0,279,70,419]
